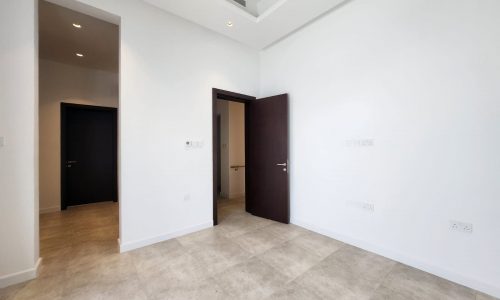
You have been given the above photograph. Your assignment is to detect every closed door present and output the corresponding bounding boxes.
[61,104,117,209]
[246,94,289,223]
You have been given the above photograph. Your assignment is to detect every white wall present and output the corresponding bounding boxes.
[228,101,245,199]
[39,59,118,213]
[74,0,259,251]
[0,0,40,288]
[260,0,500,297]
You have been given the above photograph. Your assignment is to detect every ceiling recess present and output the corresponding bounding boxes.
[231,0,246,7]
[141,0,348,49]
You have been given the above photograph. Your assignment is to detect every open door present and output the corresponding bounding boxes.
[246,94,289,224]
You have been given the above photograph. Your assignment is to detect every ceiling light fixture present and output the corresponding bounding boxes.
[72,23,82,28]
[76,53,84,57]
[226,21,234,27]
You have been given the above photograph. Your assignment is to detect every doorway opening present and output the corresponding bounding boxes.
[212,89,290,226]
[38,0,120,260]
[215,97,247,223]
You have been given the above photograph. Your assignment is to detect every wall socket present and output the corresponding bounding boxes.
[450,221,473,234]
[346,139,375,147]
[362,203,375,212]
[347,201,375,213]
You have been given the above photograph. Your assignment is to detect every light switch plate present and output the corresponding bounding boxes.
[185,140,204,149]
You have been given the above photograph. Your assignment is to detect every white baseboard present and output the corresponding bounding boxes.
[291,218,500,299]
[0,258,42,289]
[119,221,213,253]
[39,206,60,214]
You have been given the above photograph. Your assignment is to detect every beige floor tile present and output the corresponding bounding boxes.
[176,226,228,248]
[98,276,148,300]
[380,263,476,300]
[0,199,491,300]
[163,252,211,283]
[215,257,289,299]
[232,227,288,255]
[188,237,252,276]
[263,222,310,241]
[258,239,324,280]
[477,292,500,300]
[137,252,211,297]
[295,245,396,299]
[218,214,274,238]
[14,275,65,300]
[37,255,70,278]
[288,231,345,258]
[130,239,186,275]
[266,281,323,300]
[153,278,230,300]
[0,282,27,300]
[62,265,103,296]
[97,254,138,285]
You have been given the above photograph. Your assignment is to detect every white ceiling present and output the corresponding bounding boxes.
[39,0,119,72]
[142,0,347,49]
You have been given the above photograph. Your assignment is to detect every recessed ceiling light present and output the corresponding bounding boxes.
[226,21,234,27]
[76,53,84,57]
[72,23,82,29]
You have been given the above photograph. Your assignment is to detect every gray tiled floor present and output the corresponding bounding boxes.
[0,199,497,300]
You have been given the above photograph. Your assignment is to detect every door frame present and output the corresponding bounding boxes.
[212,88,256,225]
[60,103,118,210]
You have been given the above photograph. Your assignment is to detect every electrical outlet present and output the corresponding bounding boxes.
[362,203,375,212]
[347,201,375,213]
[346,139,375,147]
[462,223,473,233]
[450,221,473,234]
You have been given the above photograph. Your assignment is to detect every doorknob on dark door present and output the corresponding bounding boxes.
[276,162,287,167]
[66,161,78,168]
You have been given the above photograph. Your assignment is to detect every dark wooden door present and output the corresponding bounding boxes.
[246,94,289,223]
[61,104,117,209]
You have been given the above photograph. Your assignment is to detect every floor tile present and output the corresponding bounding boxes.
[153,278,230,300]
[258,239,324,280]
[264,222,310,241]
[232,227,288,255]
[215,257,289,299]
[295,245,396,299]
[188,237,252,276]
[476,292,500,300]
[0,199,491,300]
[14,275,65,300]
[380,263,476,300]
[0,282,27,300]
[218,214,273,239]
[266,281,323,300]
[288,231,344,258]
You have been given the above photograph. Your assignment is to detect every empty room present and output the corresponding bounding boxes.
[0,0,499,299]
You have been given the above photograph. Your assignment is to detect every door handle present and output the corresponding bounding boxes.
[67,161,78,164]
[276,163,287,167]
